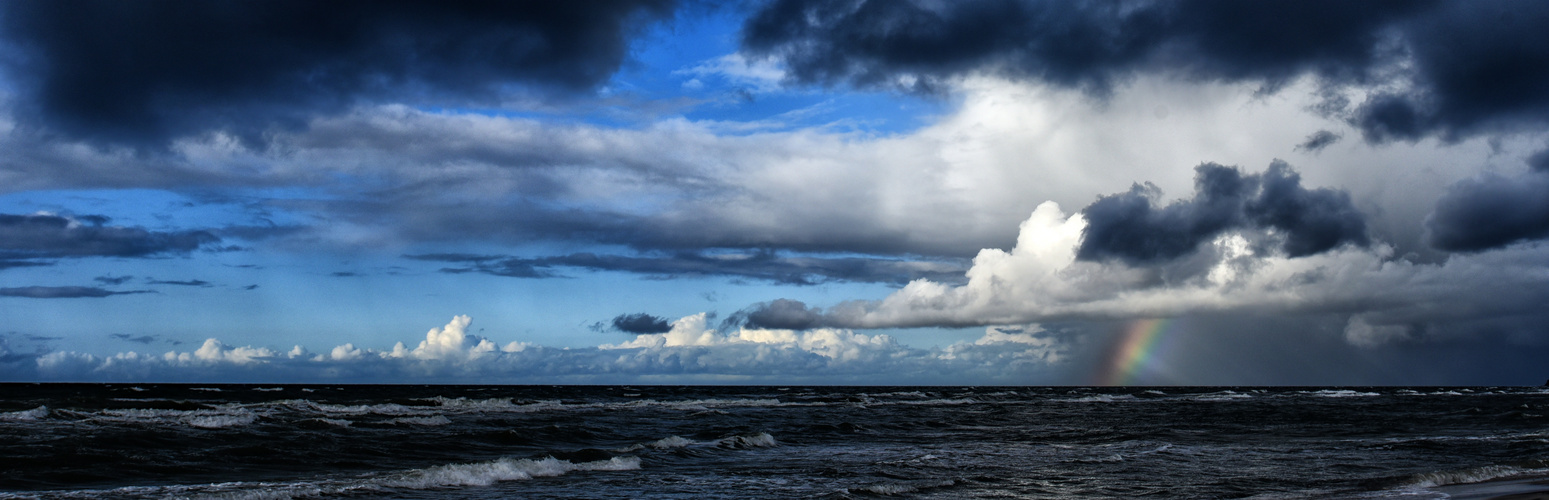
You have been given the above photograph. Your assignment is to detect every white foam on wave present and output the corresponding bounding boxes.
[1307,389,1380,398]
[716,432,779,449]
[620,398,789,411]
[617,434,699,452]
[1192,391,1253,401]
[190,387,222,392]
[186,413,258,429]
[427,396,520,410]
[99,406,258,429]
[648,435,696,448]
[303,401,422,416]
[386,456,640,489]
[252,387,284,392]
[388,415,452,426]
[310,417,352,428]
[0,405,48,421]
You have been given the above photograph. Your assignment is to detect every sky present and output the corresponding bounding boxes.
[3,0,1549,385]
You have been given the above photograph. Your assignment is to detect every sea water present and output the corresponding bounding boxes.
[2,385,1547,498]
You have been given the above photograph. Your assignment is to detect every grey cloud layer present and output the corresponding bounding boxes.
[0,213,219,261]
[407,251,968,286]
[742,0,1549,143]
[0,286,153,299]
[0,0,676,146]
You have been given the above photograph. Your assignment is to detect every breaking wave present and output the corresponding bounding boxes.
[0,406,48,421]
[6,456,642,499]
[1399,464,1549,489]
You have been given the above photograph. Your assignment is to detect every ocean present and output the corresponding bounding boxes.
[2,385,1547,499]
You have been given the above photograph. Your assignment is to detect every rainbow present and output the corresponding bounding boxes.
[1095,318,1174,386]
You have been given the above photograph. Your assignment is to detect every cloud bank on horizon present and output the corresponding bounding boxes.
[3,315,1064,385]
[3,0,1549,384]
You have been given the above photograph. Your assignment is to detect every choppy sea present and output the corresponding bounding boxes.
[2,385,1548,499]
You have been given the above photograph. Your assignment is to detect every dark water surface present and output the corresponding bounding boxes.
[2,385,1547,498]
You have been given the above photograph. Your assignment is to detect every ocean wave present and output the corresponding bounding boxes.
[1306,390,1380,398]
[17,456,640,500]
[3,457,641,499]
[387,415,452,426]
[186,413,258,429]
[1191,391,1254,401]
[895,398,979,406]
[716,432,779,449]
[1364,430,1549,446]
[0,405,48,421]
[644,435,697,449]
[305,417,352,428]
[618,433,776,453]
[382,456,640,489]
[861,483,919,495]
[1400,464,1549,489]
[871,391,927,398]
[301,401,426,416]
[1066,394,1137,403]
[290,396,793,418]
[426,396,521,410]
[621,398,789,410]
[850,479,958,496]
[97,406,259,429]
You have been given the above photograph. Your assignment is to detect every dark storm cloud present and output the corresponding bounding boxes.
[728,298,827,330]
[1529,148,1549,173]
[743,0,1422,93]
[406,250,967,286]
[0,286,153,299]
[0,0,677,146]
[1295,130,1342,153]
[742,0,1549,142]
[1425,167,1549,252]
[610,313,674,334]
[1077,161,1368,264]
[0,214,219,260]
